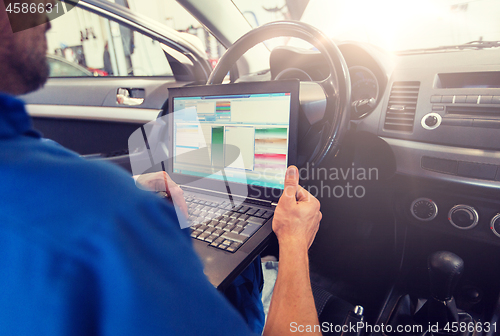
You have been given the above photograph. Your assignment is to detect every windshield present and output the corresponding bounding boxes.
[233,0,500,52]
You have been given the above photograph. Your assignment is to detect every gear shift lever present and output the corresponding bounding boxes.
[428,251,464,301]
[415,251,464,326]
[389,251,473,335]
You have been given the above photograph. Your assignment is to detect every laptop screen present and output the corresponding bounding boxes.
[169,81,299,202]
[172,92,292,190]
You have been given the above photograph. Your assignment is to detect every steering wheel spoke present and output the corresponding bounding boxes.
[314,74,332,87]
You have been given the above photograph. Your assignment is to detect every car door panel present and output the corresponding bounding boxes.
[32,117,140,155]
[23,78,190,172]
[21,77,186,109]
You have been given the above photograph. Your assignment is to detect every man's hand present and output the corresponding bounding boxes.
[263,166,322,336]
[134,172,188,218]
[272,165,322,251]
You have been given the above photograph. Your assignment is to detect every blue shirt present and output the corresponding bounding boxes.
[0,93,257,336]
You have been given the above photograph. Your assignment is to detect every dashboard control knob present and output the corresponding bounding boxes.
[421,112,442,130]
[448,205,479,230]
[490,214,500,238]
[425,115,438,127]
[411,198,438,221]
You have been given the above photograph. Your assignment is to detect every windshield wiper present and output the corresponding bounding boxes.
[397,40,500,55]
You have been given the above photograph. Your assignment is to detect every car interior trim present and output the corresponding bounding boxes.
[26,105,160,124]
[382,136,500,188]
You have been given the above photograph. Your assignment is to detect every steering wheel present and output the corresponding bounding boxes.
[207,21,351,167]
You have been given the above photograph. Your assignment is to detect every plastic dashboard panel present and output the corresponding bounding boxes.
[382,137,500,189]
[377,49,500,150]
[350,48,500,189]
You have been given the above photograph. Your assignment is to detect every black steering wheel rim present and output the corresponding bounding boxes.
[208,21,351,166]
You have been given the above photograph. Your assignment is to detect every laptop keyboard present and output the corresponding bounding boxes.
[186,195,273,253]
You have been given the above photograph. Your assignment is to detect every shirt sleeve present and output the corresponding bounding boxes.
[86,195,259,336]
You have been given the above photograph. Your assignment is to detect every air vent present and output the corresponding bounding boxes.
[384,81,420,132]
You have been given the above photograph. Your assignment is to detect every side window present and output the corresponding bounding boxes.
[46,7,173,77]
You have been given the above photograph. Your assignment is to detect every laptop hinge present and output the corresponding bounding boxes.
[242,196,274,207]
[181,185,274,207]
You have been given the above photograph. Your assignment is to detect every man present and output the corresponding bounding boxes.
[0,1,322,335]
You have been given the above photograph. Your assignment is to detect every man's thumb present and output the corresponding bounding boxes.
[283,165,299,199]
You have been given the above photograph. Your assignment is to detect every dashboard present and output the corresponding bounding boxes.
[268,43,500,247]
[269,43,390,119]
[371,48,500,248]
[363,48,500,189]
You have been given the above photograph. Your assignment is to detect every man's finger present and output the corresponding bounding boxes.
[169,187,188,217]
[164,172,188,218]
[281,166,299,202]
[173,197,188,218]
[296,185,311,202]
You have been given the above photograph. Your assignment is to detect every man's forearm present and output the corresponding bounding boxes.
[263,243,321,336]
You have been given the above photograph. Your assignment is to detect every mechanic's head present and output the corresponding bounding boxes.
[0,0,53,96]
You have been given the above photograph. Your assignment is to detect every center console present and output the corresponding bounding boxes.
[351,51,500,335]
[372,179,500,336]
[400,185,500,247]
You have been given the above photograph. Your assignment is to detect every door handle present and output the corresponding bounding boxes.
[117,88,145,106]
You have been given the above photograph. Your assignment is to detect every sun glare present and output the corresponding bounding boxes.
[302,0,469,51]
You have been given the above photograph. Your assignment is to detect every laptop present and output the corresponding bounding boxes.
[164,80,300,290]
